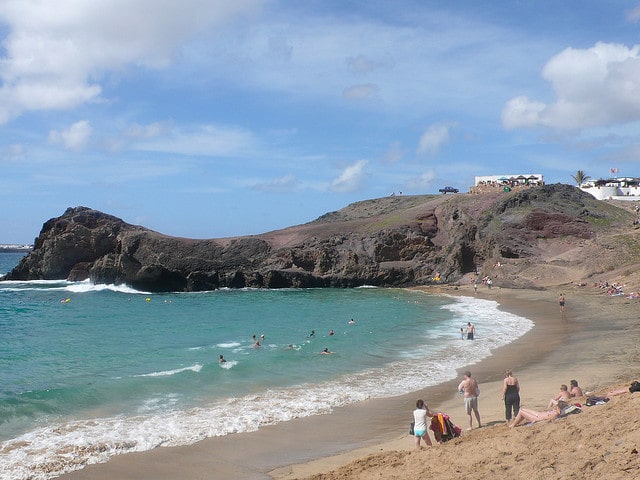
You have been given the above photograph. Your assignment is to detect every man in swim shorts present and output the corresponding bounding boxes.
[466,322,475,340]
[457,370,481,430]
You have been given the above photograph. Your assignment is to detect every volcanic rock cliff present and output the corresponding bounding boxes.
[5,184,638,292]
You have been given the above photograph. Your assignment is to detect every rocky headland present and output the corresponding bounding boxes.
[5,183,640,292]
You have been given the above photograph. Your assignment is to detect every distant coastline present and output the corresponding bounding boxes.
[0,244,33,253]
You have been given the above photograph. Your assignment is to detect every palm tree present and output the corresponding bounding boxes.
[571,170,591,186]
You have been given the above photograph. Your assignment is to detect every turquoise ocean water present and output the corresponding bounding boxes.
[0,252,533,480]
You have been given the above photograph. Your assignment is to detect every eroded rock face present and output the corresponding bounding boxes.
[4,185,617,291]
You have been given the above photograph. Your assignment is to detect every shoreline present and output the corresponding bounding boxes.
[59,284,640,480]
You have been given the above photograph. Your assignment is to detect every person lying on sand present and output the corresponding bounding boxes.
[509,401,567,428]
[598,381,640,399]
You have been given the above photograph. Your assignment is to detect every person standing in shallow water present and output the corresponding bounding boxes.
[502,369,520,423]
[466,322,475,340]
[558,293,566,312]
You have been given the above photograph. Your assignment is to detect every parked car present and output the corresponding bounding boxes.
[438,186,459,194]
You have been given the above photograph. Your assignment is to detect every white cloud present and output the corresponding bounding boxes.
[125,122,173,139]
[0,143,24,162]
[417,123,455,156]
[133,124,256,157]
[502,42,640,130]
[330,160,367,193]
[252,174,298,193]
[626,5,640,23]
[48,120,93,151]
[406,169,436,190]
[197,9,520,117]
[102,121,173,152]
[346,54,386,74]
[501,96,547,130]
[0,0,262,123]
[343,83,379,100]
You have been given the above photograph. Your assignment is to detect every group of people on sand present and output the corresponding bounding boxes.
[412,370,482,448]
[506,374,585,428]
[411,369,590,447]
[472,276,493,292]
[592,280,625,296]
[591,280,640,298]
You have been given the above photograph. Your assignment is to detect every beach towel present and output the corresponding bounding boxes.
[560,404,582,415]
[429,413,461,442]
[586,396,609,406]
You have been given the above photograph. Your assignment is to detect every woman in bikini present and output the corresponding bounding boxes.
[508,401,566,428]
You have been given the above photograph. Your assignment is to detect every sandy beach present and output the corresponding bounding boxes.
[60,284,640,480]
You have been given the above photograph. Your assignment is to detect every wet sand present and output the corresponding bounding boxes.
[60,285,640,480]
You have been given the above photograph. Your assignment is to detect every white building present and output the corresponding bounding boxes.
[473,174,543,186]
[579,178,640,201]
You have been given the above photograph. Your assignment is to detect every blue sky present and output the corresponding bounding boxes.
[2,1,640,243]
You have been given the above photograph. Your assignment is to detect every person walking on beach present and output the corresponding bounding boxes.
[458,371,481,430]
[502,369,520,423]
[558,293,566,312]
[412,399,434,448]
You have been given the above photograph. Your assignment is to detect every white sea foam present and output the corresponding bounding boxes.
[219,360,238,369]
[0,279,150,294]
[217,342,241,348]
[65,281,148,294]
[134,364,202,378]
[0,295,534,480]
[0,279,72,292]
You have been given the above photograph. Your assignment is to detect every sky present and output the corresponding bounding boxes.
[2,1,640,243]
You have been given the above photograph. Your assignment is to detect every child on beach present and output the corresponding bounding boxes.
[412,399,435,448]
